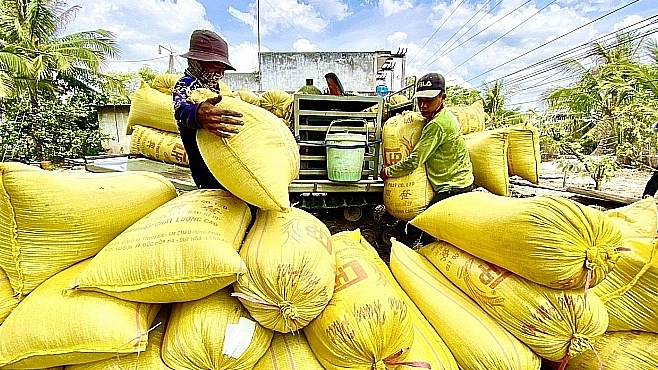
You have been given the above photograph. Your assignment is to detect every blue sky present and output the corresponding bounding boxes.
[67,0,656,109]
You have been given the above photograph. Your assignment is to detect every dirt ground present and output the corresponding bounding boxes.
[512,161,653,201]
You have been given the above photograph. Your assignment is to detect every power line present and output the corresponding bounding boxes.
[475,16,658,89]
[465,0,641,84]
[446,0,560,75]
[420,0,531,71]
[427,0,495,65]
[260,0,311,49]
[499,23,658,87]
[436,0,504,60]
[408,0,468,65]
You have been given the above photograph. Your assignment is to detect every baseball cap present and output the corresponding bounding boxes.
[414,73,446,99]
[180,30,236,70]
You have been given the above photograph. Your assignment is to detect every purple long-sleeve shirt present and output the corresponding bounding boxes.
[172,74,223,189]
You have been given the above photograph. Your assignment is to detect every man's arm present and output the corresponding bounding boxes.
[385,122,445,178]
[173,77,203,129]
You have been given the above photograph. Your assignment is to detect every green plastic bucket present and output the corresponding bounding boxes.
[325,132,367,182]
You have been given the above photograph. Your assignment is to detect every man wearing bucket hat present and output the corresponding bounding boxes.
[380,72,474,205]
[173,29,243,189]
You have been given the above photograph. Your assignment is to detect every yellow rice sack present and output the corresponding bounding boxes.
[161,288,273,370]
[367,236,458,370]
[388,94,409,105]
[219,80,233,96]
[253,332,324,370]
[0,162,177,297]
[0,267,19,325]
[126,81,179,134]
[420,241,609,361]
[593,237,658,332]
[71,190,251,303]
[65,307,172,370]
[446,100,487,135]
[411,192,622,290]
[559,331,658,370]
[197,94,300,211]
[130,125,189,166]
[390,240,541,370]
[151,73,182,95]
[502,122,541,184]
[0,260,160,369]
[235,88,260,106]
[233,207,334,332]
[382,111,433,220]
[304,230,414,370]
[464,129,510,196]
[604,197,657,240]
[259,90,293,118]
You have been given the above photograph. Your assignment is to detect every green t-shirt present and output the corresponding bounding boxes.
[385,109,474,193]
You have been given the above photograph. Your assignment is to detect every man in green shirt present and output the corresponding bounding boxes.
[380,72,474,204]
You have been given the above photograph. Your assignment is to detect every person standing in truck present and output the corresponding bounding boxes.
[379,72,474,205]
[173,29,243,189]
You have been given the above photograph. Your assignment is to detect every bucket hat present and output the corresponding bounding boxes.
[181,30,235,70]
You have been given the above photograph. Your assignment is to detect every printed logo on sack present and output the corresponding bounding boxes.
[334,260,368,292]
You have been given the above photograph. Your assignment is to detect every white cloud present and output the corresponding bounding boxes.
[228,0,336,36]
[613,14,644,31]
[379,0,414,17]
[229,42,270,73]
[386,31,408,45]
[293,39,321,52]
[67,0,214,72]
[305,0,352,21]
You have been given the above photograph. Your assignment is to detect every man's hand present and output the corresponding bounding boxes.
[380,166,389,181]
[197,95,244,138]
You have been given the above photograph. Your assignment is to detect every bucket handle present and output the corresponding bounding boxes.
[324,119,369,146]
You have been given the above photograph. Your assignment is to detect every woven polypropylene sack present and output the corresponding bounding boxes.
[0,260,160,369]
[558,331,658,370]
[446,101,487,135]
[253,332,324,370]
[126,81,178,134]
[161,288,273,370]
[304,230,414,370]
[382,112,433,220]
[501,123,541,184]
[151,73,182,95]
[369,237,458,370]
[233,207,334,332]
[219,80,233,96]
[0,162,177,297]
[390,240,541,370]
[65,307,172,370]
[235,88,260,105]
[593,237,658,332]
[604,197,657,240]
[0,267,18,325]
[130,125,189,166]
[411,192,622,290]
[72,190,251,303]
[259,90,293,118]
[464,129,510,196]
[420,241,608,361]
[197,95,299,211]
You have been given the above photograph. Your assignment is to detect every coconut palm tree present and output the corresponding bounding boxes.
[0,0,118,105]
[481,79,526,128]
[543,32,656,155]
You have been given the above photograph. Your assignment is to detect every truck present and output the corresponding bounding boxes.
[85,91,420,255]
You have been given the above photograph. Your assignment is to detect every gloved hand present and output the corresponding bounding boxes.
[380,166,389,181]
[197,95,244,138]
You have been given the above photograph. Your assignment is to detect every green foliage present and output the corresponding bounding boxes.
[445,85,481,106]
[543,32,658,157]
[0,89,108,162]
[481,80,527,128]
[137,66,158,86]
[559,143,620,190]
[0,0,118,104]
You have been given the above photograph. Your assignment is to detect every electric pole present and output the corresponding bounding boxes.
[158,45,175,74]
